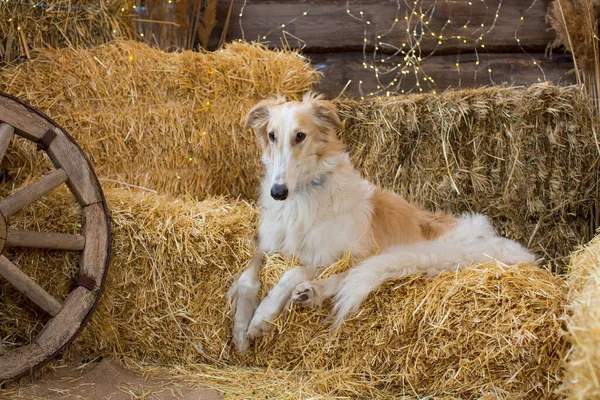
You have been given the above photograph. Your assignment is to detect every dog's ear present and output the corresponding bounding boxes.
[244,95,287,132]
[303,91,342,133]
[244,100,272,132]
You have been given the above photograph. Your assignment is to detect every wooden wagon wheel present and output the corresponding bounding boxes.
[0,92,111,381]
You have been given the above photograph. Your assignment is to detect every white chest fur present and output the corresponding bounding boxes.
[257,173,374,267]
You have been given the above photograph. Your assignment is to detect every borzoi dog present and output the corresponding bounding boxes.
[228,92,535,353]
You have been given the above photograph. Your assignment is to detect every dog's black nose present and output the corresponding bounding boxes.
[271,184,288,200]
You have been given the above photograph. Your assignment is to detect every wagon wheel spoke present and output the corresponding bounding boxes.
[0,123,15,164]
[0,255,62,316]
[5,228,85,251]
[0,168,68,218]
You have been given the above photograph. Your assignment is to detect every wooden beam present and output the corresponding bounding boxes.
[0,95,53,142]
[0,168,68,218]
[309,51,576,98]
[0,123,15,164]
[79,202,111,290]
[6,228,86,251]
[0,255,62,316]
[210,0,556,54]
[0,343,47,381]
[45,132,104,206]
[36,286,96,357]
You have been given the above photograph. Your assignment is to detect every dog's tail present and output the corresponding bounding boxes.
[331,214,536,324]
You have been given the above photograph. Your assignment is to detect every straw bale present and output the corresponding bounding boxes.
[337,85,599,271]
[0,39,318,199]
[0,1,136,64]
[1,186,568,398]
[0,49,595,268]
[560,234,600,399]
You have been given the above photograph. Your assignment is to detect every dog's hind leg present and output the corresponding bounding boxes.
[291,271,349,307]
[246,266,317,340]
[227,251,263,353]
[331,237,536,324]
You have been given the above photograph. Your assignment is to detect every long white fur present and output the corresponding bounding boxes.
[331,214,535,323]
[227,96,536,353]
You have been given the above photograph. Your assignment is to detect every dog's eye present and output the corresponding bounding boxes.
[268,132,275,142]
[296,132,306,143]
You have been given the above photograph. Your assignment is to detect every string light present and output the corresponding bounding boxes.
[226,0,549,96]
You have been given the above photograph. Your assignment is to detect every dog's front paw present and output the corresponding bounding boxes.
[246,317,273,339]
[232,325,250,354]
[227,269,261,353]
[246,300,279,339]
[291,281,321,307]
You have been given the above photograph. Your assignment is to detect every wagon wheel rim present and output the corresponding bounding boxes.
[0,92,111,382]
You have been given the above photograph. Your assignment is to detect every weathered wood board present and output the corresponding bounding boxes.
[208,0,573,98]
[211,0,557,54]
[311,51,576,97]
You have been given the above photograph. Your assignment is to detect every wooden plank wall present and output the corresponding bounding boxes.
[208,0,575,98]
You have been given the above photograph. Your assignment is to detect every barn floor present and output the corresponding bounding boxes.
[1,355,222,400]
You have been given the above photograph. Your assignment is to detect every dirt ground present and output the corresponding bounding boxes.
[1,356,223,400]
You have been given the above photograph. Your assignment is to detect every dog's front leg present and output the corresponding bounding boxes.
[227,251,263,353]
[246,266,316,340]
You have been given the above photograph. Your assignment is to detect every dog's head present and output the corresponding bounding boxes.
[245,92,345,201]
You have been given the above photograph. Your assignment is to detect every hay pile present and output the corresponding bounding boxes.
[0,40,318,199]
[0,1,135,64]
[561,234,600,399]
[337,85,599,271]
[0,45,595,268]
[1,186,569,398]
[0,42,594,396]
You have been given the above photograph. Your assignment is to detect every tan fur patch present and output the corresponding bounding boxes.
[369,187,456,248]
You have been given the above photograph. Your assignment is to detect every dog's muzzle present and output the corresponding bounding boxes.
[271,184,289,201]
